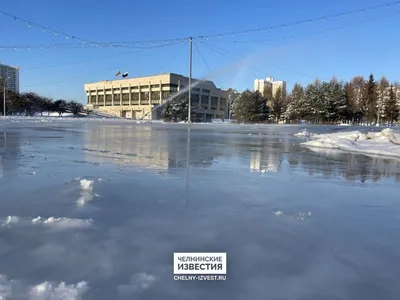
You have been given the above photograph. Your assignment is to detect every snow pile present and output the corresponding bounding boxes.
[300,128,400,158]
[79,179,93,191]
[0,274,88,300]
[77,179,95,207]
[294,129,314,137]
[1,216,93,229]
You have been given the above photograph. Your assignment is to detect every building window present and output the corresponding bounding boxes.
[191,93,199,107]
[98,95,104,103]
[141,92,149,100]
[202,89,210,93]
[151,91,160,100]
[141,85,149,89]
[161,91,170,100]
[201,95,209,109]
[211,97,218,109]
[90,96,96,104]
[150,84,159,88]
[193,88,200,92]
[131,93,139,101]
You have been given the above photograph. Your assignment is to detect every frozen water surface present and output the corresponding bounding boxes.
[0,118,399,300]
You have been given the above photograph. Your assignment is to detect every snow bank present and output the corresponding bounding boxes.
[1,216,93,229]
[300,128,400,158]
[294,129,314,137]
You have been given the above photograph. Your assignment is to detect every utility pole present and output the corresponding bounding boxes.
[188,37,193,123]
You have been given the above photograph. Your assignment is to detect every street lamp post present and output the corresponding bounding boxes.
[1,77,11,117]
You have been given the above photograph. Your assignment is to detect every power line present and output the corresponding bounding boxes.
[1,1,399,47]
[199,14,398,44]
[0,9,98,46]
[0,40,181,51]
[193,41,213,74]
[20,41,183,87]
[158,42,187,73]
[198,40,325,84]
[191,0,400,40]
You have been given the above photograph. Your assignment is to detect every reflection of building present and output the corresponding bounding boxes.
[85,73,229,121]
[84,127,217,170]
[249,148,281,173]
[0,64,19,93]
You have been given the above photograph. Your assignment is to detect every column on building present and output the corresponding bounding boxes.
[111,84,114,106]
[138,83,141,106]
[159,80,162,104]
[129,83,132,105]
[103,87,106,106]
[148,81,152,120]
[120,84,122,106]
[96,87,99,105]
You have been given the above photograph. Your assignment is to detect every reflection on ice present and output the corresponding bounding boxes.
[1,216,93,229]
[0,273,89,300]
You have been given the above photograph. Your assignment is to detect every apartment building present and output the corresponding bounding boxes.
[84,73,229,121]
[254,77,286,106]
[0,64,19,93]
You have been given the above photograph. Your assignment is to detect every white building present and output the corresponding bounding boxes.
[0,64,20,93]
[254,77,286,102]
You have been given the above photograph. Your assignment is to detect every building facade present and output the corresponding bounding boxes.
[84,73,229,121]
[254,77,286,106]
[0,64,20,93]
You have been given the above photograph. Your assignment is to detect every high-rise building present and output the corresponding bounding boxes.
[254,77,286,106]
[0,64,20,93]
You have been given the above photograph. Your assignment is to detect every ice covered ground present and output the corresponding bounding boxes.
[1,119,400,299]
[295,128,400,158]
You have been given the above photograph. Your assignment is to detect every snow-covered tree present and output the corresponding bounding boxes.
[232,90,269,123]
[376,77,390,125]
[384,85,399,124]
[162,94,190,122]
[361,74,377,124]
[284,83,304,122]
[270,87,285,123]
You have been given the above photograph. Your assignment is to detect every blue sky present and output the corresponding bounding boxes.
[1,0,399,103]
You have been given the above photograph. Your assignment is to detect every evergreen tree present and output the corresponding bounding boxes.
[232,90,269,123]
[285,83,304,121]
[304,83,321,122]
[376,77,390,125]
[162,94,189,122]
[344,82,356,123]
[361,74,377,124]
[327,80,346,122]
[384,85,399,124]
[270,87,285,123]
[351,76,365,122]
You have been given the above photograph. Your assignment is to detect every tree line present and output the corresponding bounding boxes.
[233,74,399,124]
[1,91,89,117]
